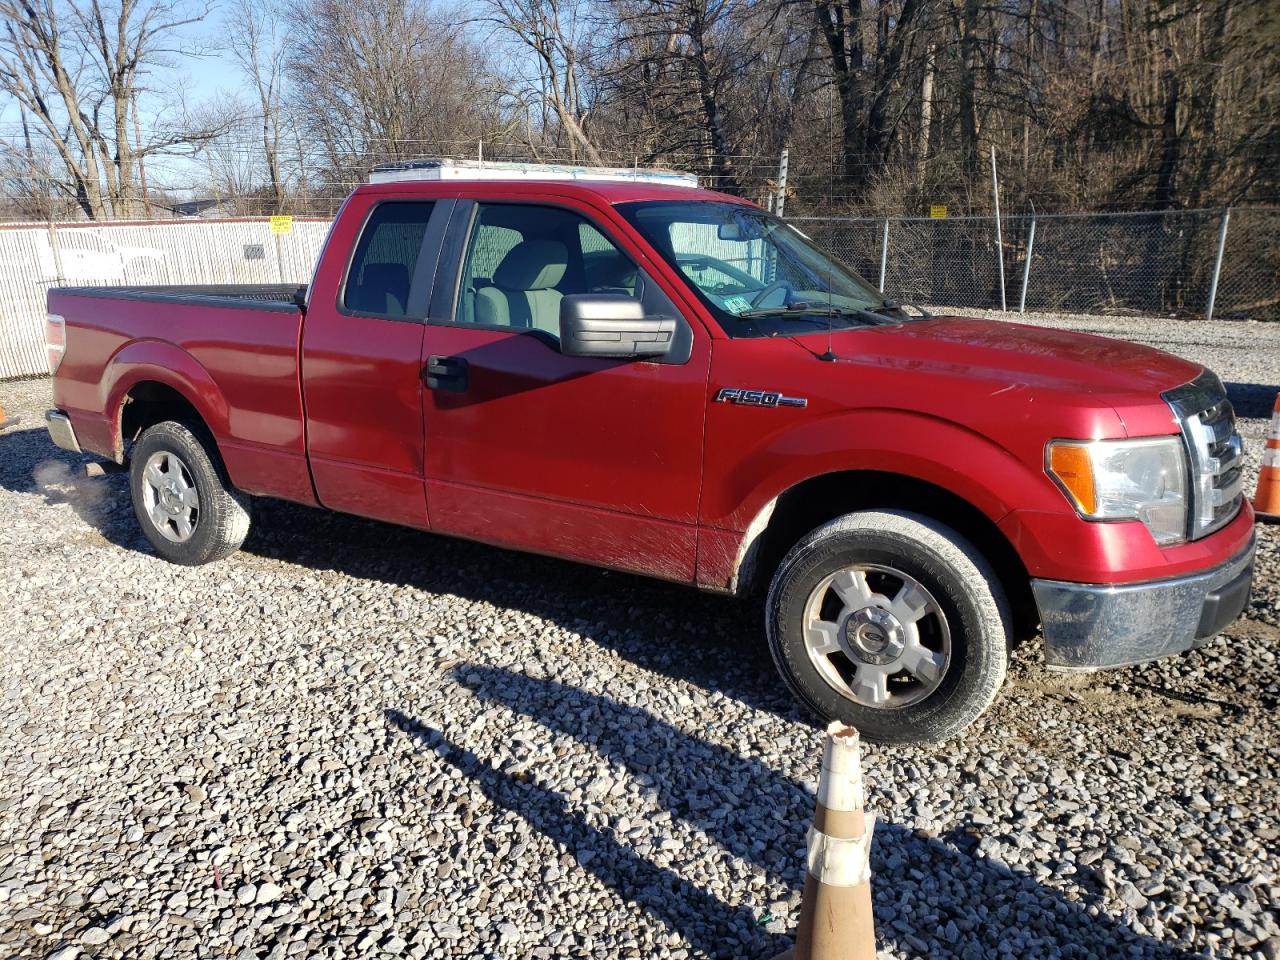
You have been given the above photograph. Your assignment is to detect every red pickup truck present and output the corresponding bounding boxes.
[44,167,1256,743]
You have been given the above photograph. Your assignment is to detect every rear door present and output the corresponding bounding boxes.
[420,196,711,582]
[301,195,451,527]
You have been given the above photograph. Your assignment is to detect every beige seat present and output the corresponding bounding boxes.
[474,239,568,334]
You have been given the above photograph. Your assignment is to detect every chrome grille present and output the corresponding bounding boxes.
[1163,371,1245,540]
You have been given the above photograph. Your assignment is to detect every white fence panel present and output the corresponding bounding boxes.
[0,226,57,379]
[0,218,333,379]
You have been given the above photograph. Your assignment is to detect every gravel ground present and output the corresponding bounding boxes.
[1,311,1278,960]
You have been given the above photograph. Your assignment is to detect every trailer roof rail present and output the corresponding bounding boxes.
[368,158,699,188]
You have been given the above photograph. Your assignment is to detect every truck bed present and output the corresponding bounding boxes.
[51,283,308,311]
[48,282,314,504]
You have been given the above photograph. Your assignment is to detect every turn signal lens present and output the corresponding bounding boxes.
[1047,443,1097,514]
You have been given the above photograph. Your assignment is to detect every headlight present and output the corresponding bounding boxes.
[1047,437,1188,545]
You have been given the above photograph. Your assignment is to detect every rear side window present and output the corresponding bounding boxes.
[453,203,646,336]
[343,202,435,318]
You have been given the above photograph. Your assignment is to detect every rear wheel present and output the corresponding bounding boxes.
[129,421,251,565]
[766,510,1010,744]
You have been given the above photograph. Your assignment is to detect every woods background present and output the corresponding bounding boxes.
[1,0,1277,221]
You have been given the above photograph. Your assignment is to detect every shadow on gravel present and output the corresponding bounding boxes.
[384,666,1201,960]
[387,708,778,960]
[243,496,794,721]
[1225,381,1279,419]
[0,425,144,551]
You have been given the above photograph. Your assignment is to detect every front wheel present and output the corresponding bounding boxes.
[129,420,251,566]
[766,510,1011,744]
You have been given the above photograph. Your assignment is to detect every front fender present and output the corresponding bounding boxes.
[708,407,1067,532]
[100,339,230,460]
[697,408,1072,593]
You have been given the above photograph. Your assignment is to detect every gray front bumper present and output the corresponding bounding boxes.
[1033,533,1256,671]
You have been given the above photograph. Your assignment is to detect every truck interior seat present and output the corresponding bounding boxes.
[347,262,410,317]
[475,239,568,334]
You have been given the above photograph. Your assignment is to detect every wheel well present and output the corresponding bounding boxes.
[120,381,208,453]
[745,471,1039,644]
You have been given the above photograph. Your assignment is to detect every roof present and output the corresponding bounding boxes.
[368,158,700,188]
[353,178,756,207]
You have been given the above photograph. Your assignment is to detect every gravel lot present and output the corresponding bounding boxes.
[1,311,1278,960]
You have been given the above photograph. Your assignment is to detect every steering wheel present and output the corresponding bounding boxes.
[677,254,715,271]
[750,279,790,308]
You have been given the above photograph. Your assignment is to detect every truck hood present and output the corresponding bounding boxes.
[800,315,1201,398]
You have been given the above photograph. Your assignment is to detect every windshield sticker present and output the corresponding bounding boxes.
[721,295,752,315]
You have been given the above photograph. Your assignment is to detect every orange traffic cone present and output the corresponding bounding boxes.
[1254,393,1280,523]
[773,722,876,960]
[0,401,14,431]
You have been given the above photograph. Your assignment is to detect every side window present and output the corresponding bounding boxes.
[455,203,642,336]
[580,222,639,297]
[343,202,435,318]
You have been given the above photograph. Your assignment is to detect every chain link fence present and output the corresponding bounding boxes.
[796,207,1280,322]
[2,206,1277,379]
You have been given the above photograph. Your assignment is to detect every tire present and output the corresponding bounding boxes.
[129,420,251,566]
[766,510,1011,744]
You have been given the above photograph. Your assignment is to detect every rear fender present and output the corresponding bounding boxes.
[100,340,230,461]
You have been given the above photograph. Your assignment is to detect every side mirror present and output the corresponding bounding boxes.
[559,294,675,359]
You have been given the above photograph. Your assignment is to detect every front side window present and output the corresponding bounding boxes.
[343,201,435,318]
[454,203,644,336]
[618,200,908,338]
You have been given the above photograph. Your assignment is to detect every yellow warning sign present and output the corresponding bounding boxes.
[929,204,948,219]
[270,215,294,235]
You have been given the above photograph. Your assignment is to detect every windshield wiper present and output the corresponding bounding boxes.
[874,299,932,318]
[733,303,871,322]
[733,298,930,327]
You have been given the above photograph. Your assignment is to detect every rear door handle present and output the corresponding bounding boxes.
[425,355,468,392]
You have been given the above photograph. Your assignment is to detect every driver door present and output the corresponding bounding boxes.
[421,197,711,583]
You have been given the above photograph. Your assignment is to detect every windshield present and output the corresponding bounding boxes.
[617,200,909,337]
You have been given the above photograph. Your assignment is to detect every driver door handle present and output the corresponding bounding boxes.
[425,355,468,391]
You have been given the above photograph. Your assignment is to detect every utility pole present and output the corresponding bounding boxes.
[1205,209,1231,322]
[1019,217,1037,313]
[991,145,1007,311]
[775,147,790,217]
[879,219,890,291]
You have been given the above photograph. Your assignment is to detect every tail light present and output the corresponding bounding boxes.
[46,313,66,374]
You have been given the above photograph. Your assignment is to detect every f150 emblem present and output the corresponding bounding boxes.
[714,387,808,408]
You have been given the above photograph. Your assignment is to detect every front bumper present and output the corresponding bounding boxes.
[45,409,81,453]
[1032,533,1256,671]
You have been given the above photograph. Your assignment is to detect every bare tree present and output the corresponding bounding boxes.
[224,0,288,211]
[481,0,604,162]
[5,0,1277,220]
[0,0,220,219]
[284,0,509,188]
[813,0,931,189]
